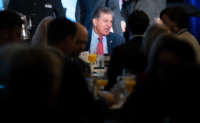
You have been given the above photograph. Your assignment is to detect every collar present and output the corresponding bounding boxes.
[130,34,144,40]
[177,28,187,35]
[92,29,106,39]
[92,29,106,41]
[92,29,99,41]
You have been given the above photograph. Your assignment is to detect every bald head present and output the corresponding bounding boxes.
[73,23,88,56]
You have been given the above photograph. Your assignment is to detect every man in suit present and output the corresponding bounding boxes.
[85,7,124,55]
[76,0,124,36]
[8,0,65,38]
[106,10,149,90]
[47,17,85,57]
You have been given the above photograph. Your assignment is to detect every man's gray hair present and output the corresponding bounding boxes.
[92,7,113,19]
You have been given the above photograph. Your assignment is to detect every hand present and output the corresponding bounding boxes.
[121,21,126,32]
[99,91,115,107]
[154,17,163,24]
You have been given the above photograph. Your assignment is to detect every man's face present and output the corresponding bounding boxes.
[93,12,112,36]
[161,15,178,33]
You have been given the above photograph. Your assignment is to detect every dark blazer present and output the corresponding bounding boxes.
[60,56,109,122]
[76,0,123,36]
[106,36,147,90]
[8,0,65,36]
[85,29,125,54]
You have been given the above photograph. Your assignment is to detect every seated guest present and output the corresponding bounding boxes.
[160,6,200,63]
[47,17,89,57]
[141,23,170,58]
[139,33,199,123]
[0,10,24,46]
[59,55,110,123]
[76,0,124,36]
[0,10,24,88]
[0,43,62,119]
[47,17,114,107]
[119,33,199,123]
[85,7,124,55]
[106,10,149,91]
[47,17,78,58]
[47,17,91,77]
[46,18,113,122]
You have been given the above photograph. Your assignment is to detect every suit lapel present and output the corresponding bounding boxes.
[106,34,112,54]
[85,29,92,51]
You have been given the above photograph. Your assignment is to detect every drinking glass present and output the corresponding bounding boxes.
[88,54,97,64]
[96,78,108,88]
[123,75,136,95]
[94,77,108,98]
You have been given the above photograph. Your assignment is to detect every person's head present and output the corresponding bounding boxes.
[0,43,62,109]
[160,6,188,33]
[141,24,169,56]
[92,7,113,37]
[147,33,196,76]
[0,10,24,46]
[127,10,150,35]
[47,17,77,56]
[73,23,88,56]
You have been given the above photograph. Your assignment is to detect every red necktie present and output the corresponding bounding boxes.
[96,36,104,55]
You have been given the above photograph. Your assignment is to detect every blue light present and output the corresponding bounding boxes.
[0,84,5,89]
[0,0,3,10]
[185,0,200,43]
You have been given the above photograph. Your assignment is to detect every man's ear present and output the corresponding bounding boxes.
[92,18,97,27]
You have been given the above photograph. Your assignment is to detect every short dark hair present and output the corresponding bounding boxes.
[161,6,189,29]
[127,10,150,34]
[160,7,172,18]
[47,17,77,45]
[0,10,24,30]
[92,7,113,19]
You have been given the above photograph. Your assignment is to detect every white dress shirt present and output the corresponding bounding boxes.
[90,30,108,54]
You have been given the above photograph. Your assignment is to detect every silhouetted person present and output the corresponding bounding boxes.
[0,10,24,46]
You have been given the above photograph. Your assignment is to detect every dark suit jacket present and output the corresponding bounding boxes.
[106,36,147,90]
[60,56,109,122]
[76,0,123,36]
[8,0,65,36]
[85,29,125,54]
